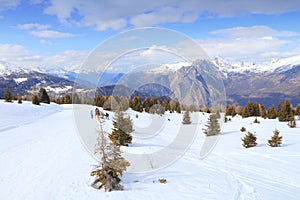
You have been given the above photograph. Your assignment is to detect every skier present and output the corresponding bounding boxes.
[90,110,93,119]
[105,112,109,120]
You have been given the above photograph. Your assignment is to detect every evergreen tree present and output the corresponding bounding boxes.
[288,117,296,128]
[182,110,192,124]
[130,96,143,112]
[62,94,72,104]
[267,105,277,119]
[241,132,257,148]
[109,110,133,146]
[295,104,300,116]
[278,99,294,122]
[72,92,81,104]
[32,95,40,105]
[253,102,260,116]
[268,129,282,147]
[175,101,181,113]
[4,88,12,102]
[94,96,106,107]
[18,97,22,104]
[91,121,130,192]
[143,97,151,112]
[203,114,220,136]
[117,97,130,111]
[38,87,50,104]
[260,105,267,119]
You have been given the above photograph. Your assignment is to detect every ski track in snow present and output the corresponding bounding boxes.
[0,101,300,199]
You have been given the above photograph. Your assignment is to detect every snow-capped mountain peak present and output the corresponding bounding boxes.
[0,61,30,75]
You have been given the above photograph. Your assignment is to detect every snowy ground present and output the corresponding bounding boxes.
[0,100,299,199]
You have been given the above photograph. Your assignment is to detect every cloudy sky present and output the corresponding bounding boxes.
[1,0,300,69]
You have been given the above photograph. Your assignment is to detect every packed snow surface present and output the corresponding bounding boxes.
[0,100,299,199]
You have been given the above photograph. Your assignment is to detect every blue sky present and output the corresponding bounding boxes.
[0,0,300,69]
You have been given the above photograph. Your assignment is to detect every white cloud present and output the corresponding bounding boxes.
[39,39,54,45]
[210,26,298,38]
[0,0,20,11]
[17,23,51,30]
[0,44,38,60]
[41,0,300,30]
[0,44,88,69]
[29,30,77,38]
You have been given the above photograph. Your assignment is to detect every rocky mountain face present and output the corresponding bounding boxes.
[1,55,300,108]
[224,64,300,108]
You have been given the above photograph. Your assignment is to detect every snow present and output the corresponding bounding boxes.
[45,85,73,93]
[14,78,28,83]
[0,100,299,199]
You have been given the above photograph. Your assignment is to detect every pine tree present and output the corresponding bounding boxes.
[203,114,220,136]
[4,88,12,102]
[267,105,277,119]
[18,97,22,104]
[91,121,130,192]
[63,94,72,104]
[131,96,143,112]
[32,95,40,105]
[143,97,151,112]
[288,117,296,128]
[260,105,267,119]
[268,129,282,147]
[109,110,133,146]
[38,87,50,104]
[175,101,181,113]
[72,92,81,104]
[241,132,257,148]
[295,104,300,116]
[278,99,294,122]
[182,110,192,124]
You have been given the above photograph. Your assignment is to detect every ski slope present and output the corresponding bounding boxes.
[0,100,299,199]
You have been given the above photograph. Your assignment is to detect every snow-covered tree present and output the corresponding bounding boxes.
[203,113,220,136]
[182,110,192,124]
[268,129,282,147]
[242,132,257,148]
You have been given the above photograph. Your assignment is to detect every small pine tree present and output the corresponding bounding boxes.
[240,127,246,132]
[109,110,133,146]
[38,87,50,104]
[4,88,12,102]
[288,117,296,128]
[203,114,220,136]
[253,117,260,124]
[182,110,192,124]
[268,129,282,147]
[18,97,22,104]
[32,95,40,105]
[242,132,257,148]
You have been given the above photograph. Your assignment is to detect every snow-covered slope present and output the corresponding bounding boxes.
[0,101,299,199]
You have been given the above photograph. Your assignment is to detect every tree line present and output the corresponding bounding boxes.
[226,99,300,122]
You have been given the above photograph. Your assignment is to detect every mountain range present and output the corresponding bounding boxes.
[1,55,300,108]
